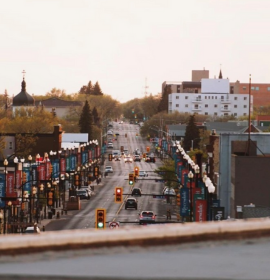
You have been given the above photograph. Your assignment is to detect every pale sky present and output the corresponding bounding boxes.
[1,0,270,103]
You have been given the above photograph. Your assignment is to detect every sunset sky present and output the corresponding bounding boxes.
[1,0,270,103]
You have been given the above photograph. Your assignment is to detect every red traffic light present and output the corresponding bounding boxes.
[115,187,123,203]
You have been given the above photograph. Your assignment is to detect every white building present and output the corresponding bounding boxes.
[168,78,252,117]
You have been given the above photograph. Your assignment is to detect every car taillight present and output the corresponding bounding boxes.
[152,215,155,220]
[140,215,143,219]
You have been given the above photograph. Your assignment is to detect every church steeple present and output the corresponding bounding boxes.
[219,69,223,79]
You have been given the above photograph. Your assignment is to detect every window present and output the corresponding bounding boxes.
[221,96,224,99]
[185,96,188,99]
[244,97,247,100]
[198,95,201,99]
[244,105,247,108]
[194,105,199,109]
[214,112,218,116]
[224,105,228,109]
[224,113,228,116]
[234,97,237,100]
[234,113,237,116]
[214,104,218,108]
[215,96,217,99]
[176,104,179,107]
[268,87,270,91]
[212,96,214,99]
[244,113,247,116]
[9,142,13,150]
[256,86,259,90]
[185,104,188,108]
[234,105,237,108]
[243,86,246,90]
[176,96,179,99]
[205,104,208,108]
[205,96,207,99]
[205,112,208,115]
[251,87,255,90]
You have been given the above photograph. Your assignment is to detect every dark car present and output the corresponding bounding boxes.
[76,189,89,200]
[131,187,142,197]
[125,198,138,210]
[134,155,141,162]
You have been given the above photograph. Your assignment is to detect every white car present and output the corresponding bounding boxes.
[139,171,148,177]
[163,188,176,196]
[105,166,113,173]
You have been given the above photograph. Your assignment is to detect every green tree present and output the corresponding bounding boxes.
[157,85,171,113]
[183,114,200,151]
[78,100,93,141]
[92,106,100,125]
[92,82,103,96]
[155,159,178,189]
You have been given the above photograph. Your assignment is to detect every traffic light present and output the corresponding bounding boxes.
[109,154,112,161]
[129,173,134,185]
[143,153,146,160]
[95,208,106,229]
[47,189,54,206]
[146,146,150,152]
[134,166,139,177]
[49,164,53,175]
[94,166,99,178]
[132,108,134,114]
[75,174,80,186]
[115,187,123,203]
[22,172,26,183]
[176,194,181,206]
[125,133,127,138]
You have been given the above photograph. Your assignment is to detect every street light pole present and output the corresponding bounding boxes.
[3,159,8,234]
[188,170,194,222]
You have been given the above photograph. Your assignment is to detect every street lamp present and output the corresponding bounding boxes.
[188,170,194,222]
[194,165,200,188]
[203,175,215,220]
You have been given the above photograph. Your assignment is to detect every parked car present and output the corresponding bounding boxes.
[76,189,89,200]
[131,187,142,197]
[139,171,148,177]
[134,155,141,162]
[163,187,176,196]
[139,211,156,224]
[24,225,41,234]
[105,166,113,173]
[115,156,121,161]
[125,198,138,210]
[115,132,120,136]
[80,186,93,198]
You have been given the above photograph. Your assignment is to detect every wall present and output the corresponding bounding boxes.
[201,79,230,94]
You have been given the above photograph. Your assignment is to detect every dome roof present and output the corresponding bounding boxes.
[13,78,35,106]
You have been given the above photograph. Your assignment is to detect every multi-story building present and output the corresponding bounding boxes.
[168,75,252,117]
[230,80,270,107]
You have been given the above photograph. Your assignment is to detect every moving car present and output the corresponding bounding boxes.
[139,211,156,224]
[139,171,148,177]
[134,155,141,162]
[131,187,142,197]
[80,186,93,198]
[124,156,133,163]
[115,156,121,161]
[105,166,113,173]
[76,189,89,200]
[125,198,138,210]
[107,143,113,148]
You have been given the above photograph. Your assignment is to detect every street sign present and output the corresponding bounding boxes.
[155,179,165,182]
[109,221,120,229]
[152,195,165,199]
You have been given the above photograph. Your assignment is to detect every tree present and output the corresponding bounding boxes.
[15,134,38,158]
[155,159,178,189]
[78,100,93,141]
[157,85,171,113]
[92,82,103,96]
[92,106,100,125]
[183,114,200,151]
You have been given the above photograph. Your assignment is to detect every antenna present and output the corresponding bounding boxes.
[22,70,26,79]
[144,77,149,97]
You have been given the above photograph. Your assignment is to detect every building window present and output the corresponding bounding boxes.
[185,104,188,108]
[176,104,179,107]
[251,87,255,90]
[215,96,217,99]
[194,105,199,109]
[176,96,179,99]
[221,96,224,99]
[268,87,270,91]
[243,86,246,90]
[205,104,208,108]
[244,97,247,100]
[205,112,208,115]
[224,113,228,116]
[185,96,188,99]
[214,104,218,108]
[9,142,13,149]
[234,113,237,116]
[198,95,201,99]
[234,105,237,108]
[214,112,217,116]
[234,97,237,100]
[244,113,247,116]
[212,96,214,99]
[205,96,207,99]
[256,86,259,90]
[177,86,180,93]
[244,105,247,108]
[224,105,228,110]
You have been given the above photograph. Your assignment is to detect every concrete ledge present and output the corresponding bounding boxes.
[1,218,270,255]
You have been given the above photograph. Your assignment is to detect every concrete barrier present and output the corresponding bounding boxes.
[1,218,270,256]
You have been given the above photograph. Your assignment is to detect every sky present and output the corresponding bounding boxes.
[1,0,270,103]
